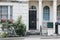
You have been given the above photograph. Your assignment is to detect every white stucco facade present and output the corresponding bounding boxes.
[0,0,60,35]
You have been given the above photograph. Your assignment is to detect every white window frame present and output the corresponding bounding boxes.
[0,6,13,19]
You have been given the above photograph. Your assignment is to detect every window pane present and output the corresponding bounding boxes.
[2,15,7,19]
[43,6,50,21]
[2,6,8,15]
[2,6,8,19]
[0,6,13,19]
[10,15,12,19]
[0,6,2,13]
[0,6,2,19]
[0,15,1,19]
[57,5,60,22]
[10,6,13,19]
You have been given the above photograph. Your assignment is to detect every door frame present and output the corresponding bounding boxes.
[29,9,37,30]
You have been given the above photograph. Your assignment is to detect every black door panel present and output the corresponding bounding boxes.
[29,10,37,30]
[55,22,60,34]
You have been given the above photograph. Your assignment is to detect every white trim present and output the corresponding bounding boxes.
[39,1,42,31]
[8,6,10,19]
[53,0,57,34]
[29,9,37,10]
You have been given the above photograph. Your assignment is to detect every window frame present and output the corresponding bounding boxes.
[43,6,50,21]
[0,6,13,19]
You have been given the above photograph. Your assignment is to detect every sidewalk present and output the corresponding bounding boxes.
[41,35,60,39]
[0,35,60,40]
[26,35,60,39]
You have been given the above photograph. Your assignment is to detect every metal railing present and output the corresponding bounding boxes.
[40,22,48,36]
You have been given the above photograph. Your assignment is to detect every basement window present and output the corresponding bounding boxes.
[47,22,53,28]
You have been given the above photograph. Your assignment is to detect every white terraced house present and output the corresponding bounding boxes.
[0,0,60,36]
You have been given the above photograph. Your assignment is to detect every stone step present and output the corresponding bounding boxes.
[26,30,40,35]
[27,32,40,35]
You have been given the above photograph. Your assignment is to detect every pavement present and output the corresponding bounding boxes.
[0,35,60,40]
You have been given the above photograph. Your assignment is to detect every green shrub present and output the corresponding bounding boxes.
[14,16,26,36]
[0,16,26,37]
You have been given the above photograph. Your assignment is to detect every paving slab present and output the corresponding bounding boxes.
[0,35,60,40]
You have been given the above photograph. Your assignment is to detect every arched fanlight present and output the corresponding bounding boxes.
[30,6,36,9]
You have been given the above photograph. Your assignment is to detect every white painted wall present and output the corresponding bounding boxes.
[0,1,60,35]
[0,2,29,31]
[13,2,29,31]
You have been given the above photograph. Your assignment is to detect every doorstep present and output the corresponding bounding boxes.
[26,30,40,35]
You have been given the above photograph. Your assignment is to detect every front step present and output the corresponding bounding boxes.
[26,30,40,35]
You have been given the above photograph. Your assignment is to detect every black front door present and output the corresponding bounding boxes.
[29,10,37,30]
[55,22,60,34]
